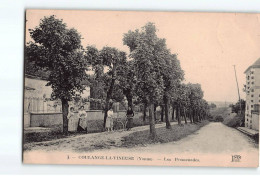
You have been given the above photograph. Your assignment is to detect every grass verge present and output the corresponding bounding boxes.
[122,120,209,148]
[23,131,88,144]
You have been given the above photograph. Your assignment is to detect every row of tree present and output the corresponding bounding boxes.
[26,15,210,139]
[230,99,245,114]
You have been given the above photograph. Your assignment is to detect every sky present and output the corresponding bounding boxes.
[26,10,260,103]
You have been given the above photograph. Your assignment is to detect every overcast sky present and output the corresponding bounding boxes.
[26,10,260,103]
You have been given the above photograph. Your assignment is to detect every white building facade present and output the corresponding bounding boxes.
[244,58,260,131]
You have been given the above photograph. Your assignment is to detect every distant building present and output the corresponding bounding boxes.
[244,58,260,131]
[24,74,90,113]
[24,74,90,128]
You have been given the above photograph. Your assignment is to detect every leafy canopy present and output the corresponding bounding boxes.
[124,22,167,105]
[26,15,88,101]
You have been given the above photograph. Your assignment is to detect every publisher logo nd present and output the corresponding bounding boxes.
[232,155,241,162]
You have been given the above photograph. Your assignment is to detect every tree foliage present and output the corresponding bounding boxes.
[26,15,88,134]
[86,46,126,128]
[231,99,245,114]
[123,22,170,139]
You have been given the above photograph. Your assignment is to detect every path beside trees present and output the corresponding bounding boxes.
[93,122,258,154]
[24,120,258,154]
[23,120,208,152]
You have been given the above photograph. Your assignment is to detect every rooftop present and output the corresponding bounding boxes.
[244,58,260,73]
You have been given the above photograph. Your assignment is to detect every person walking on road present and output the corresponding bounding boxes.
[77,106,88,133]
[68,107,76,132]
[106,108,114,132]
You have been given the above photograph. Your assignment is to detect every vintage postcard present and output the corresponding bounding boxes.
[23,9,259,167]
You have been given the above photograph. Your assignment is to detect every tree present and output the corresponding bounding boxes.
[26,15,88,134]
[231,99,245,114]
[86,46,126,129]
[85,46,106,110]
[162,54,184,128]
[187,83,204,123]
[123,22,165,139]
[200,99,210,120]
[209,103,217,109]
[24,54,50,79]
[117,60,136,110]
[174,84,191,125]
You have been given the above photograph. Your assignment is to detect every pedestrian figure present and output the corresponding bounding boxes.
[106,108,114,132]
[68,107,75,132]
[77,106,88,133]
[126,107,134,131]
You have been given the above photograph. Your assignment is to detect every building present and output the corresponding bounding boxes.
[24,74,90,129]
[244,58,260,131]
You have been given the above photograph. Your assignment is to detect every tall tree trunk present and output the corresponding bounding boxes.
[177,104,181,125]
[183,108,187,124]
[154,104,157,122]
[126,94,133,110]
[160,105,164,122]
[103,76,116,130]
[143,103,147,123]
[103,102,109,130]
[192,110,196,123]
[148,104,157,140]
[61,99,69,135]
[199,112,202,122]
[189,110,193,123]
[172,104,175,121]
[194,110,199,123]
[175,105,178,120]
[164,96,171,129]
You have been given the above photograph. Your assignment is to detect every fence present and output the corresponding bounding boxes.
[24,109,146,132]
[24,97,62,113]
[30,112,63,129]
[24,97,62,128]
[23,98,171,131]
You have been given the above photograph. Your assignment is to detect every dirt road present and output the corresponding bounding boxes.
[24,122,259,166]
[93,122,258,154]
[25,122,258,154]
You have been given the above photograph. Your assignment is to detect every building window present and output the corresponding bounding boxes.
[251,105,254,108]
[248,76,250,80]
[251,76,254,79]
[251,100,254,103]
[250,120,252,123]
[252,82,254,85]
[251,89,254,92]
[250,125,252,129]
[254,104,260,112]
[251,95,254,97]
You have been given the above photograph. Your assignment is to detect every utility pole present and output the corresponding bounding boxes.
[233,65,242,114]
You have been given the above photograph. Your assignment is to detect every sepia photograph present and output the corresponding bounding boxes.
[23,9,259,167]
